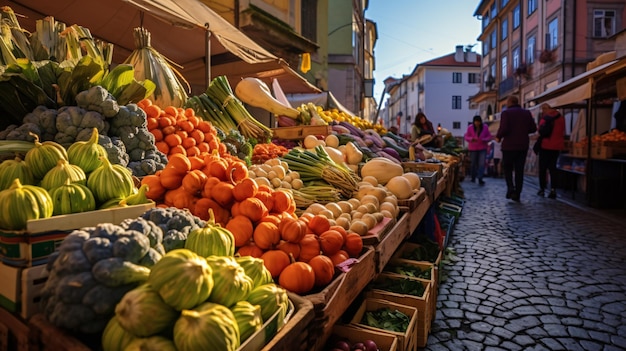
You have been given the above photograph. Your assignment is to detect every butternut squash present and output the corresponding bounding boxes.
[235,77,300,118]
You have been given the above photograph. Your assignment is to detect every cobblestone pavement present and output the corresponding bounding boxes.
[424,176,626,351]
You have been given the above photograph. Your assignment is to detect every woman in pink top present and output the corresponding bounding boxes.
[537,103,566,198]
[464,115,493,185]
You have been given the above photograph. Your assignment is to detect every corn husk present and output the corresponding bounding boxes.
[124,27,189,108]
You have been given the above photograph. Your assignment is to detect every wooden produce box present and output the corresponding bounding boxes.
[392,242,443,307]
[408,195,431,235]
[305,246,377,350]
[365,274,432,349]
[361,216,397,245]
[256,293,315,351]
[591,141,626,159]
[402,162,444,180]
[349,298,419,351]
[435,176,447,199]
[0,306,35,351]
[326,324,398,351]
[374,213,410,273]
[383,259,437,325]
[0,203,154,267]
[0,263,49,320]
[396,188,426,213]
[271,125,332,140]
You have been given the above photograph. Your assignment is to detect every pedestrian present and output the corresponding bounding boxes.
[411,112,441,148]
[495,95,537,201]
[464,115,492,185]
[490,138,503,177]
[536,103,565,199]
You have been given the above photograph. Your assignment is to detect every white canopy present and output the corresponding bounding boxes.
[6,0,320,94]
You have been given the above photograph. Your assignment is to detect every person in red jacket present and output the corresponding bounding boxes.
[537,103,566,199]
[464,115,493,185]
[496,95,537,202]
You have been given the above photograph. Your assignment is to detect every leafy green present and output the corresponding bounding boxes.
[371,277,426,297]
[361,307,410,332]
[386,263,431,279]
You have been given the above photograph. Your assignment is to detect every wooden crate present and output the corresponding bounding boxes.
[365,275,432,349]
[0,202,155,267]
[271,125,332,140]
[258,293,315,351]
[0,263,49,320]
[383,259,436,326]
[326,324,399,351]
[397,188,426,212]
[402,162,444,180]
[591,141,626,159]
[0,307,33,351]
[374,213,410,273]
[349,298,419,351]
[361,216,397,245]
[408,195,432,235]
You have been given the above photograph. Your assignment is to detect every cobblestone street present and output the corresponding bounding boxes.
[425,177,626,351]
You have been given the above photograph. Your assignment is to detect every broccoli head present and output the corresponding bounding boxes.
[23,106,58,140]
[128,149,145,162]
[6,123,41,141]
[76,86,120,118]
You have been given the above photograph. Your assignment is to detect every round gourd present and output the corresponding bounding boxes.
[386,176,414,200]
[87,156,135,204]
[278,217,307,243]
[225,215,254,248]
[319,230,345,256]
[278,262,315,294]
[148,249,214,311]
[230,301,263,343]
[309,255,335,287]
[246,283,290,322]
[344,233,364,257]
[298,234,321,263]
[101,316,137,351]
[24,135,68,180]
[41,159,87,191]
[0,157,35,190]
[235,256,273,288]
[308,214,331,235]
[174,302,240,351]
[253,222,280,250]
[0,179,53,230]
[185,210,235,257]
[114,284,178,337]
[402,172,422,190]
[205,256,253,307]
[236,243,264,258]
[67,128,107,173]
[260,249,290,279]
[48,181,96,215]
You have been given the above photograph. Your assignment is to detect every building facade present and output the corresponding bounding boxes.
[471,0,626,120]
[384,46,481,137]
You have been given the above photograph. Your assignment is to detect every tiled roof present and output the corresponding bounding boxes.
[421,53,481,67]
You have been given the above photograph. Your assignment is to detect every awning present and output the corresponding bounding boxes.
[529,59,619,108]
[7,0,320,94]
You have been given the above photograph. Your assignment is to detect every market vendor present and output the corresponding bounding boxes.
[411,112,442,148]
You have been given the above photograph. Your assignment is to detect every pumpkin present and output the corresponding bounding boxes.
[208,156,229,181]
[0,157,34,190]
[225,215,254,247]
[253,190,274,213]
[330,225,348,241]
[160,166,185,190]
[188,155,205,170]
[172,189,198,211]
[276,241,301,261]
[24,134,68,180]
[67,128,106,173]
[0,179,53,230]
[279,217,307,243]
[230,201,241,217]
[40,159,87,191]
[211,181,235,207]
[232,178,258,202]
[278,262,315,294]
[228,161,249,184]
[307,215,331,235]
[319,230,345,256]
[167,153,192,174]
[141,174,166,200]
[182,170,207,196]
[329,250,349,266]
[48,180,96,215]
[239,197,268,222]
[298,212,315,225]
[193,198,229,226]
[298,234,321,263]
[201,176,222,199]
[260,249,290,279]
[309,255,335,287]
[237,243,264,258]
[253,222,280,250]
[185,209,235,257]
[271,189,293,213]
[259,215,281,226]
[344,232,364,257]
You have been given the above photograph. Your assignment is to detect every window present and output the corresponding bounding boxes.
[501,55,508,79]
[528,0,537,15]
[452,72,462,83]
[453,122,461,129]
[491,31,497,49]
[513,4,521,29]
[491,2,497,19]
[501,0,509,8]
[594,10,616,37]
[502,18,508,40]
[301,0,317,41]
[548,18,558,50]
[482,12,490,29]
[527,35,536,63]
[512,46,520,69]
[490,63,496,80]
[468,73,479,84]
[411,82,414,91]
[484,39,490,55]
[452,96,462,110]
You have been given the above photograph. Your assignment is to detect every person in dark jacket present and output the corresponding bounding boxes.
[495,95,537,201]
[537,103,566,199]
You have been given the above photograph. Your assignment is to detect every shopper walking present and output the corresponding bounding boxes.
[464,115,492,185]
[536,103,565,199]
[495,95,537,201]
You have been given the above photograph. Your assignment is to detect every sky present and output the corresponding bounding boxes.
[365,1,484,106]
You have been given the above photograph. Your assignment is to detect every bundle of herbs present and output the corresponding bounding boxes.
[361,307,411,333]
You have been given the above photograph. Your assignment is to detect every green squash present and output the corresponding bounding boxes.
[48,180,96,215]
[205,256,253,307]
[0,157,35,190]
[67,128,107,173]
[24,134,68,180]
[41,159,87,191]
[174,302,240,351]
[114,284,178,337]
[0,179,53,230]
[87,156,134,204]
[184,209,235,257]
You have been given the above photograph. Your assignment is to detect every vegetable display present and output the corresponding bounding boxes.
[360,307,411,333]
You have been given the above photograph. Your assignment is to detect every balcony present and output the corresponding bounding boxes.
[498,76,516,96]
